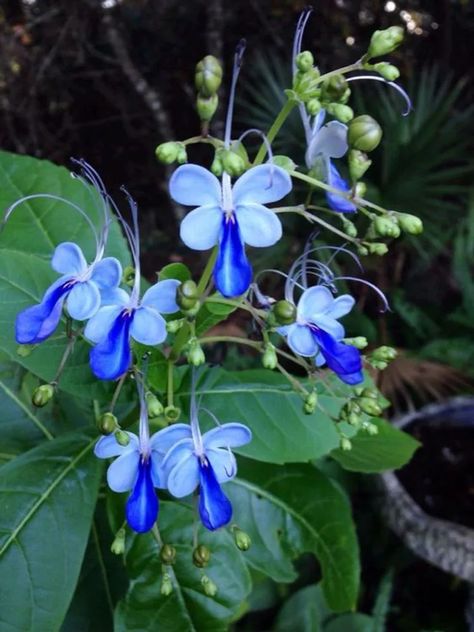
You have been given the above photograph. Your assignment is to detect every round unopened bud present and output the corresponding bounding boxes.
[177,280,199,311]
[348,115,382,152]
[188,339,205,367]
[372,345,397,362]
[221,149,246,177]
[373,62,400,81]
[357,245,369,256]
[115,429,130,447]
[344,336,368,350]
[166,318,185,334]
[368,26,404,59]
[201,575,218,597]
[374,216,400,238]
[358,397,383,417]
[195,55,223,97]
[146,392,164,418]
[161,573,173,596]
[367,242,388,256]
[176,144,187,165]
[371,359,388,370]
[273,299,297,326]
[122,265,135,287]
[397,213,423,235]
[32,384,54,407]
[340,436,352,451]
[160,543,177,565]
[270,155,297,173]
[164,405,181,422]
[348,411,361,427]
[349,149,372,182]
[340,217,358,238]
[324,74,349,101]
[303,390,318,414]
[17,344,33,357]
[233,528,251,551]
[110,528,126,555]
[155,141,182,165]
[262,344,277,370]
[193,544,211,568]
[295,50,314,73]
[326,103,354,123]
[366,422,379,436]
[293,67,320,101]
[306,98,322,116]
[196,94,218,123]
[211,152,223,177]
[355,182,367,198]
[98,412,118,435]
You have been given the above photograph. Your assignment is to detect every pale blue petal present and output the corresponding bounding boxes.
[100,287,130,307]
[91,257,122,290]
[328,294,355,319]
[84,305,123,344]
[141,279,180,314]
[149,424,192,455]
[206,448,237,483]
[161,438,194,475]
[312,109,326,134]
[277,325,290,336]
[169,164,221,206]
[287,324,318,357]
[51,242,88,276]
[234,203,282,247]
[232,165,292,205]
[66,280,101,320]
[94,432,138,458]
[167,452,200,498]
[315,351,325,367]
[107,449,140,492]
[150,451,165,488]
[180,205,222,250]
[203,423,252,450]
[305,121,348,167]
[130,306,167,346]
[311,315,345,340]
[298,286,334,321]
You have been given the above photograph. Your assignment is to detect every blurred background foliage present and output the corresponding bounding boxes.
[1,0,474,630]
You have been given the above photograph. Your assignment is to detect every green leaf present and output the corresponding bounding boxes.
[325,613,374,632]
[114,501,251,632]
[159,262,191,283]
[175,368,344,464]
[228,461,360,611]
[0,430,102,631]
[331,418,420,473]
[0,151,130,400]
[195,296,237,337]
[275,584,332,631]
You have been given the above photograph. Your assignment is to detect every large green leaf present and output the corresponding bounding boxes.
[0,431,101,631]
[0,151,130,400]
[174,368,344,464]
[228,461,360,612]
[275,584,332,631]
[330,417,420,473]
[114,501,252,632]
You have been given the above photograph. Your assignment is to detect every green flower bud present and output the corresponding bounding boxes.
[367,242,388,256]
[115,429,130,447]
[293,67,320,101]
[306,98,322,117]
[348,115,382,152]
[195,55,223,97]
[366,422,379,436]
[348,412,361,427]
[355,182,367,198]
[122,265,135,287]
[373,62,400,81]
[326,103,354,123]
[17,344,33,357]
[97,411,118,435]
[176,144,188,165]
[262,343,278,370]
[340,436,352,451]
[397,213,423,235]
[196,94,218,123]
[32,384,54,407]
[161,573,173,596]
[166,318,185,334]
[349,149,372,182]
[361,387,378,399]
[155,141,182,165]
[221,149,246,177]
[211,152,223,176]
[164,405,181,422]
[273,299,297,326]
[323,74,349,101]
[201,575,218,597]
[372,345,397,362]
[177,279,199,311]
[187,339,205,367]
[160,543,177,565]
[270,155,297,173]
[303,390,318,414]
[374,215,400,238]
[344,336,368,349]
[371,359,388,370]
[357,245,369,256]
[358,397,383,417]
[193,544,211,568]
[295,50,314,73]
[233,528,251,551]
[340,216,358,238]
[367,26,404,59]
[110,528,126,555]
[146,392,164,418]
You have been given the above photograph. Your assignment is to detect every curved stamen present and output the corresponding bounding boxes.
[224,39,247,149]
[190,368,204,455]
[346,75,412,116]
[292,6,314,74]
[135,370,150,454]
[331,275,390,312]
[238,128,274,166]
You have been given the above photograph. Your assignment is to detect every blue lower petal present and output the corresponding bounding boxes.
[126,458,159,533]
[214,215,252,298]
[311,326,363,384]
[15,278,75,344]
[89,309,133,380]
[326,162,357,214]
[198,458,232,531]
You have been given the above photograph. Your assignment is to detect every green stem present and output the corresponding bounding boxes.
[276,362,309,397]
[167,360,174,407]
[305,208,360,244]
[183,135,224,149]
[253,99,298,166]
[197,246,218,294]
[316,60,363,84]
[109,373,127,412]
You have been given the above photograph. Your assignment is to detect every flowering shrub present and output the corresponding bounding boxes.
[0,10,422,631]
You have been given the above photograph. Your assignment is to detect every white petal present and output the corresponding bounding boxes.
[169,164,221,206]
[232,165,292,205]
[234,203,282,247]
[180,205,222,250]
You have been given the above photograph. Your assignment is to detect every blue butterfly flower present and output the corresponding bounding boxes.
[169,164,292,297]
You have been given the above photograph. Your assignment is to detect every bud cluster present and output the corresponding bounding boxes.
[338,387,384,431]
[195,55,223,129]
